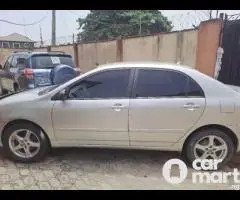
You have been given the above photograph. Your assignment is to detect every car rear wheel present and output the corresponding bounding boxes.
[13,83,19,92]
[184,128,235,169]
[0,84,2,96]
[2,123,50,162]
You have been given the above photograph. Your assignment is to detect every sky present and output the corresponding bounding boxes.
[0,10,240,44]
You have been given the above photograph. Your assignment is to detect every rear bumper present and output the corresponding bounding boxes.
[28,79,52,89]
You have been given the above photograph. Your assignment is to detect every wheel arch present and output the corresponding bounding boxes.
[1,119,52,147]
[182,124,238,153]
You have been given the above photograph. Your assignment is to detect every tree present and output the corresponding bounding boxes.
[76,10,173,43]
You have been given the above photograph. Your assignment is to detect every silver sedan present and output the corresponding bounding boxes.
[0,62,239,168]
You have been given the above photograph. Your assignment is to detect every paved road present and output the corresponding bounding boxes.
[0,148,237,190]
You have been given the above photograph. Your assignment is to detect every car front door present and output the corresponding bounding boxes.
[52,68,133,146]
[129,68,206,147]
[0,56,13,92]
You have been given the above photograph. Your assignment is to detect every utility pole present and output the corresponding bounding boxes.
[209,10,212,19]
[40,25,43,46]
[52,10,56,45]
[139,12,142,36]
[72,34,75,44]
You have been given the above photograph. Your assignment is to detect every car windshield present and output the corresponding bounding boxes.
[38,84,60,96]
[31,55,74,69]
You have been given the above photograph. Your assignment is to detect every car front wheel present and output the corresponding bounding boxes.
[2,123,50,162]
[184,128,235,169]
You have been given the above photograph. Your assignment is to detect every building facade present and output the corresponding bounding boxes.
[0,33,35,49]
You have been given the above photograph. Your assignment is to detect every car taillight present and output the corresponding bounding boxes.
[24,68,34,79]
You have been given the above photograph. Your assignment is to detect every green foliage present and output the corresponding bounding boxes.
[77,10,173,43]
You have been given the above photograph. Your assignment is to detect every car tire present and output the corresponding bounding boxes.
[2,123,50,163]
[0,83,2,96]
[184,128,235,169]
[14,83,19,92]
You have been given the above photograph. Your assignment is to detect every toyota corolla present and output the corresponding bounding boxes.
[0,62,239,168]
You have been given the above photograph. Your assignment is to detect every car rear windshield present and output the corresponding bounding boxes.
[31,55,75,69]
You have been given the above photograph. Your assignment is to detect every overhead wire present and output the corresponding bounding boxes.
[0,11,49,26]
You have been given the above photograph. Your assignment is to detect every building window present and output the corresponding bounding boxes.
[2,42,10,48]
[12,42,20,49]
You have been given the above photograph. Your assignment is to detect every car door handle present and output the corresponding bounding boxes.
[183,103,200,110]
[111,104,126,111]
[111,104,125,109]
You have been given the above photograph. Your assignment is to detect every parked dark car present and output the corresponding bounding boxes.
[0,51,81,95]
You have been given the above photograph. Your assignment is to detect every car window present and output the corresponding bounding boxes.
[68,69,131,99]
[31,55,74,69]
[135,69,204,98]
[11,56,20,68]
[135,69,188,98]
[3,56,13,70]
[187,78,204,97]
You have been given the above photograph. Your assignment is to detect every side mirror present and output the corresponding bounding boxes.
[57,88,70,101]
[58,89,67,101]
[0,64,2,70]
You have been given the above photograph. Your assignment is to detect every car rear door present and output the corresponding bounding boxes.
[129,68,206,147]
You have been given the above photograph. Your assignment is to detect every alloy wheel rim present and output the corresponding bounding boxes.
[193,135,228,161]
[9,129,41,159]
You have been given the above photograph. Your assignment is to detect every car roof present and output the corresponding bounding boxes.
[96,61,194,72]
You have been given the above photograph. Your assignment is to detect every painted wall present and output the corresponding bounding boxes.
[0,19,223,77]
[77,40,117,73]
[122,30,198,68]
[195,19,223,76]
[0,48,27,65]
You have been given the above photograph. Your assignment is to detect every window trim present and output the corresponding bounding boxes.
[131,68,205,99]
[10,55,20,68]
[53,68,135,101]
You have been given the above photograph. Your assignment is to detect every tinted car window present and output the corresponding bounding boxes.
[135,69,188,98]
[11,56,19,68]
[68,69,131,99]
[31,55,74,69]
[187,78,204,97]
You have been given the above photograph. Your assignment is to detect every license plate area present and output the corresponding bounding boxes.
[35,77,51,86]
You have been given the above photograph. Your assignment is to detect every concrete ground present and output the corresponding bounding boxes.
[0,147,238,190]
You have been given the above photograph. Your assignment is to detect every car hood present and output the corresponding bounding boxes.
[0,87,49,104]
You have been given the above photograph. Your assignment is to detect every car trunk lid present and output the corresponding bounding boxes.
[226,84,240,93]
